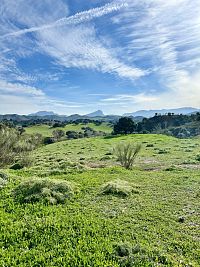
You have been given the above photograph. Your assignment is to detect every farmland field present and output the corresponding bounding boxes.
[0,134,200,266]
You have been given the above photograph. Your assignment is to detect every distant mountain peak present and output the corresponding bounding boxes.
[28,111,58,116]
[123,107,200,118]
[86,110,104,117]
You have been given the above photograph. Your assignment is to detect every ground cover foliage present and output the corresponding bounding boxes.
[0,133,199,266]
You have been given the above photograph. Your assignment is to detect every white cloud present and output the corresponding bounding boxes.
[0,0,199,114]
[1,2,127,39]
[37,24,145,80]
[0,80,44,96]
[101,93,157,103]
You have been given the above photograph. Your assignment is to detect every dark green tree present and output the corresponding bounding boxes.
[113,117,136,135]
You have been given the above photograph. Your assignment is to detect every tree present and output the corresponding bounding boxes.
[66,131,79,139]
[52,129,65,141]
[113,117,136,135]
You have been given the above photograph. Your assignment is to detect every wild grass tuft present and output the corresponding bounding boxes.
[101,179,138,197]
[13,178,77,204]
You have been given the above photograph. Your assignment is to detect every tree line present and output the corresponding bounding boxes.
[113,113,200,138]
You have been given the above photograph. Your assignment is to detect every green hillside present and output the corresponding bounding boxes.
[25,122,112,137]
[0,134,200,266]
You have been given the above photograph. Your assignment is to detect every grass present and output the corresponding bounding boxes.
[100,179,138,197]
[25,122,112,137]
[0,134,200,266]
[13,178,76,204]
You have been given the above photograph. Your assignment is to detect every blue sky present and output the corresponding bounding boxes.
[0,0,200,115]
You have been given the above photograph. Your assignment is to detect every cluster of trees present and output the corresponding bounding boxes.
[43,127,106,144]
[113,113,200,138]
[0,116,105,128]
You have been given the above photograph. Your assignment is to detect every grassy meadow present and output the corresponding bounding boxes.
[0,133,200,266]
[25,122,112,137]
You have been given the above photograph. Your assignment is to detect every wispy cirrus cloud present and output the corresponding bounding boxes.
[1,2,128,39]
[38,24,145,80]
[110,0,200,108]
[101,93,157,103]
[0,0,199,115]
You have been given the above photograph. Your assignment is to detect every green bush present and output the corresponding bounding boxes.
[113,142,141,169]
[195,154,200,162]
[101,179,138,197]
[13,178,77,204]
[114,242,132,257]
[52,129,65,141]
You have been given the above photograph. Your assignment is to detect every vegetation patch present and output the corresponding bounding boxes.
[13,178,77,204]
[0,172,8,188]
[100,179,138,197]
[113,242,172,266]
[195,154,200,161]
[113,141,141,169]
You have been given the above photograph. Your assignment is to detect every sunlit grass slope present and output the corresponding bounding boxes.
[25,122,112,137]
[0,134,199,266]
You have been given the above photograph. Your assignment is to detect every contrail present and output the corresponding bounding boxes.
[1,2,128,39]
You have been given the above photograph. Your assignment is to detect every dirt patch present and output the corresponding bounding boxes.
[86,162,108,169]
[141,166,164,171]
[177,164,200,170]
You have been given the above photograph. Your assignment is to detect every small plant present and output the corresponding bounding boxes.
[113,142,141,169]
[195,154,200,162]
[13,178,77,204]
[157,149,168,154]
[146,144,154,147]
[101,179,138,197]
[0,172,8,189]
[114,242,132,257]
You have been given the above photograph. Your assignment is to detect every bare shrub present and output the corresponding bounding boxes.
[113,142,141,169]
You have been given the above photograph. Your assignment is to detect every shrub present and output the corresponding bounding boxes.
[10,163,24,170]
[0,172,8,189]
[146,144,154,147]
[158,149,168,154]
[101,179,138,197]
[113,142,141,169]
[13,178,76,204]
[52,129,65,141]
[195,154,200,162]
[66,131,79,139]
[43,136,54,145]
[114,242,132,257]
[0,124,42,167]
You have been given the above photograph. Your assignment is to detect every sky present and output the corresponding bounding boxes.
[0,0,200,115]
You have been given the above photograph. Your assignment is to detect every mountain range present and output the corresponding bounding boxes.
[28,107,200,119]
[123,107,200,118]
